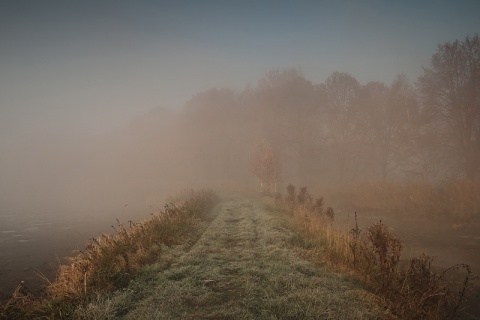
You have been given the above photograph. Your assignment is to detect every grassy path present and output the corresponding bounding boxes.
[117,198,387,319]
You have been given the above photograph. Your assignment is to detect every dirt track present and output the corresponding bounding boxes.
[117,198,387,319]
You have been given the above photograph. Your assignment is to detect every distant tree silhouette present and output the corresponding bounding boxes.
[362,76,420,180]
[255,68,321,184]
[324,72,363,184]
[418,34,480,179]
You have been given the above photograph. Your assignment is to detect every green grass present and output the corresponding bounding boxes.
[86,198,389,319]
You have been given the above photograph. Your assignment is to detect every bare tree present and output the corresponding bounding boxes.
[254,68,322,184]
[324,72,363,184]
[363,76,420,180]
[418,34,480,179]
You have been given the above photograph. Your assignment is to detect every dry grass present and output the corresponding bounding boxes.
[90,198,389,319]
[322,180,480,222]
[270,185,475,320]
[0,189,219,319]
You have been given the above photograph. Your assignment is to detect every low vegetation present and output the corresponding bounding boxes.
[74,198,390,319]
[1,185,477,319]
[0,190,219,319]
[270,184,476,319]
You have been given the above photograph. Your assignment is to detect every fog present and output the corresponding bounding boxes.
[1,0,479,305]
[0,107,204,214]
[1,65,478,214]
[2,0,479,216]
[0,97,253,216]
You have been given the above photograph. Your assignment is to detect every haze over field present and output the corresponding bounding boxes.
[1,0,479,213]
[1,3,480,317]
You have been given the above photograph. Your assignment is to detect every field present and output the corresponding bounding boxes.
[1,184,479,319]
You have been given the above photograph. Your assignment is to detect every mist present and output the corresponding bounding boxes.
[1,0,479,308]
[1,64,478,214]
[2,0,478,214]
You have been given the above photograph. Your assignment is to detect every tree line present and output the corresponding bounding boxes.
[154,34,480,191]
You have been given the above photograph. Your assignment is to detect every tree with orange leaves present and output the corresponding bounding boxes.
[250,140,280,193]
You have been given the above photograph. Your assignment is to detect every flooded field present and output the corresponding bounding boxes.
[0,205,150,301]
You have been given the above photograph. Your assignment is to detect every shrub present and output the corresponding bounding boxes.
[286,184,296,203]
[360,222,402,290]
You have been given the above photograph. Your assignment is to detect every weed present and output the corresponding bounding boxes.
[349,212,361,269]
[312,196,324,214]
[286,184,296,203]
[360,221,402,290]
[325,207,334,221]
[296,186,310,204]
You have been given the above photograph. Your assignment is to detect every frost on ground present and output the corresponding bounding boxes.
[77,198,389,319]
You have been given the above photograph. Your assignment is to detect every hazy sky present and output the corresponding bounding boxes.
[1,0,479,140]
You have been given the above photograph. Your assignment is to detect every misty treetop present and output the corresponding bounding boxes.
[418,34,480,179]
[160,34,479,188]
[48,34,477,198]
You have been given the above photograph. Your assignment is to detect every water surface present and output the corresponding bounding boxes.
[0,205,150,300]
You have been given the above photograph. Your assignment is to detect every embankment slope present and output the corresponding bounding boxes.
[106,198,388,319]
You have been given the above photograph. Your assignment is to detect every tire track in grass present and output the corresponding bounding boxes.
[118,198,390,319]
